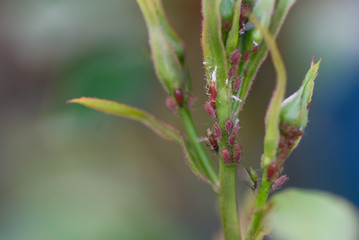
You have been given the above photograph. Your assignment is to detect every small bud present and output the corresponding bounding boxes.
[222,148,231,166]
[228,133,236,147]
[213,122,222,140]
[272,175,288,190]
[209,83,218,100]
[207,129,219,153]
[174,89,183,107]
[229,49,242,66]
[267,161,277,181]
[166,97,177,113]
[280,60,321,130]
[233,144,242,163]
[233,122,241,135]
[225,118,234,135]
[243,51,251,63]
[233,76,242,93]
[205,101,217,119]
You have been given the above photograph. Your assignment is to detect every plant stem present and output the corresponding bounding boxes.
[217,160,241,240]
[244,170,271,240]
[178,107,219,186]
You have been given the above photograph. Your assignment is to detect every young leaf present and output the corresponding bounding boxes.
[137,0,184,95]
[202,0,230,121]
[68,97,211,185]
[225,0,242,58]
[248,14,287,167]
[269,189,359,240]
[234,0,296,114]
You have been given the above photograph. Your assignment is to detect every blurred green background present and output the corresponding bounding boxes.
[0,0,358,239]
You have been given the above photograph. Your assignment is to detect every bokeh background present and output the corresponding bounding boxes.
[0,0,358,239]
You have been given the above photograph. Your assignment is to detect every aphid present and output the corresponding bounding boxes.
[165,97,177,113]
[228,68,235,79]
[228,133,236,147]
[229,49,241,66]
[207,129,219,153]
[204,101,217,119]
[225,118,234,135]
[243,51,251,63]
[244,68,248,75]
[222,147,231,166]
[233,144,242,163]
[238,166,257,191]
[233,76,242,93]
[213,122,222,140]
[209,83,218,100]
[267,161,277,181]
[307,102,311,110]
[174,88,183,107]
[233,122,241,135]
[224,20,230,32]
[252,41,259,53]
[272,175,288,190]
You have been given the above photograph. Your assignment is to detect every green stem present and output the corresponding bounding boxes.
[244,170,271,240]
[178,107,219,186]
[217,160,241,240]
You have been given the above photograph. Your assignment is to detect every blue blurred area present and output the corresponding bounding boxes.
[0,0,358,239]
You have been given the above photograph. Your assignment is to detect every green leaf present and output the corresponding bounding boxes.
[225,0,242,58]
[68,97,211,184]
[137,0,184,95]
[248,14,287,167]
[234,0,296,114]
[269,189,359,240]
[202,0,230,122]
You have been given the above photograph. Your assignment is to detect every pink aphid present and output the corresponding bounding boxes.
[205,101,217,119]
[272,175,288,190]
[243,51,251,63]
[233,122,241,135]
[213,122,222,140]
[267,161,277,181]
[209,83,218,100]
[233,144,242,163]
[165,97,177,113]
[229,49,242,66]
[228,133,236,147]
[225,118,234,135]
[233,76,242,93]
[222,148,231,166]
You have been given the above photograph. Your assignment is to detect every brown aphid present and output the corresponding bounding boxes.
[233,144,242,163]
[174,88,183,107]
[207,129,219,153]
[222,148,231,166]
[267,161,277,181]
[233,76,242,93]
[229,49,242,66]
[213,122,222,140]
[225,118,234,135]
[243,51,251,63]
[209,83,218,100]
[252,41,259,53]
[228,133,236,147]
[272,175,288,190]
[204,101,217,119]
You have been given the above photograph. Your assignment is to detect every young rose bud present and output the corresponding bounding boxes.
[222,147,231,166]
[280,59,321,130]
[213,122,222,140]
[205,101,217,119]
[233,144,242,163]
[225,118,234,135]
[174,88,184,107]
